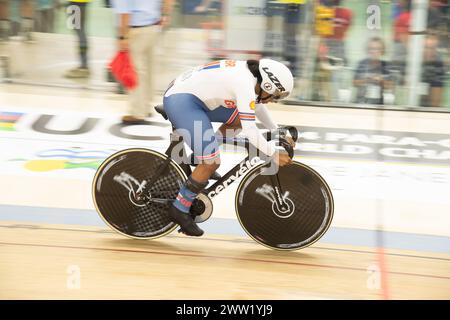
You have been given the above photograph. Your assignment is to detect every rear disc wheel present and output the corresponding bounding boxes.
[92,148,187,239]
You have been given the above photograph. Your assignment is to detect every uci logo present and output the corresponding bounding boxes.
[262,67,285,92]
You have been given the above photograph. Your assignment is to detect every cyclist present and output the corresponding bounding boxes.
[163,59,295,236]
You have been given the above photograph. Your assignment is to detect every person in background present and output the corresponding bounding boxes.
[392,0,411,84]
[420,35,446,107]
[263,0,306,77]
[427,0,447,32]
[353,37,393,105]
[113,0,173,124]
[311,40,335,101]
[322,0,352,64]
[320,0,352,102]
[104,0,125,94]
[427,0,449,65]
[35,0,60,33]
[193,0,215,13]
[64,0,91,79]
[0,0,34,42]
[0,0,8,41]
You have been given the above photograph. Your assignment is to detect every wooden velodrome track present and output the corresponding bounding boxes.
[0,221,449,299]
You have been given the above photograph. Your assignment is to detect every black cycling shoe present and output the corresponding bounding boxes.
[168,206,204,237]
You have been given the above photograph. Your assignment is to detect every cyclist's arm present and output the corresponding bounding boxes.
[235,86,276,157]
[239,113,276,157]
[255,103,278,130]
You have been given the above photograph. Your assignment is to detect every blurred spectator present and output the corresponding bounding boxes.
[321,0,352,64]
[18,0,34,41]
[190,0,223,60]
[311,40,334,101]
[263,0,306,76]
[193,0,215,13]
[0,0,34,42]
[320,0,352,102]
[182,0,221,15]
[64,0,91,79]
[393,0,411,45]
[427,0,449,60]
[392,0,411,84]
[0,0,8,41]
[104,0,125,94]
[353,37,393,105]
[392,0,403,18]
[420,35,446,107]
[112,0,173,124]
[427,0,448,32]
[35,0,60,33]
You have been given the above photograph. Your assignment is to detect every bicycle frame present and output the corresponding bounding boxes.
[164,131,290,209]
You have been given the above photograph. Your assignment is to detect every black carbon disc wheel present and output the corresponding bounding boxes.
[92,148,187,239]
[235,161,334,250]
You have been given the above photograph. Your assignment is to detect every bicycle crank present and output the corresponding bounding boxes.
[190,192,213,223]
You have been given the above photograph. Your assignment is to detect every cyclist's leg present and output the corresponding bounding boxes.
[164,93,221,179]
[163,93,221,236]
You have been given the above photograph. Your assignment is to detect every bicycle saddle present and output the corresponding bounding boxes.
[154,104,168,120]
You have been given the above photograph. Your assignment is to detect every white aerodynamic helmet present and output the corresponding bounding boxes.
[258,59,294,101]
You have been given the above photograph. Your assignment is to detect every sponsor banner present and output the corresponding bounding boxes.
[296,126,450,165]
